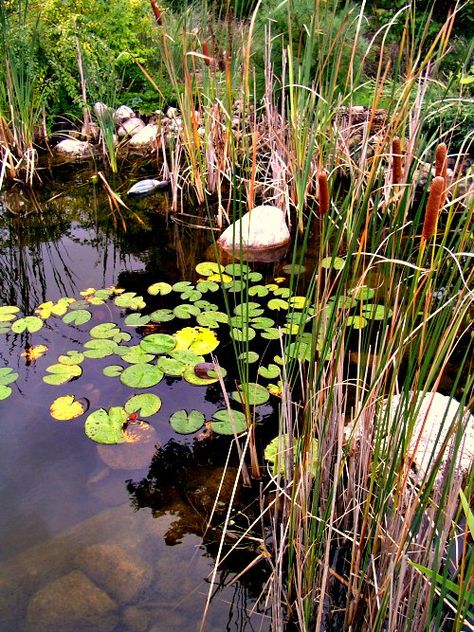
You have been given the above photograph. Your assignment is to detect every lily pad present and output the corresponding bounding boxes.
[234,302,263,318]
[288,296,309,309]
[50,395,85,420]
[196,280,219,293]
[103,365,124,377]
[85,407,127,444]
[173,304,201,319]
[258,364,281,379]
[232,382,270,406]
[251,316,275,329]
[268,298,289,311]
[274,287,291,298]
[183,367,219,385]
[0,305,20,322]
[118,345,155,364]
[246,271,263,282]
[194,300,218,311]
[261,327,281,340]
[89,322,121,339]
[149,309,175,323]
[43,363,82,385]
[11,316,43,334]
[147,282,172,296]
[264,434,318,477]
[196,311,229,328]
[346,315,368,329]
[120,363,164,389]
[124,313,151,327]
[0,385,13,400]
[223,279,246,293]
[362,304,391,320]
[210,409,247,435]
[0,367,19,386]
[237,350,260,363]
[83,339,119,358]
[328,295,357,309]
[140,333,176,355]
[174,327,219,355]
[170,409,205,434]
[225,262,250,277]
[96,423,159,469]
[194,362,227,380]
[124,393,162,417]
[321,256,345,270]
[231,327,256,342]
[157,356,186,375]
[62,310,92,326]
[208,272,232,283]
[169,349,205,367]
[172,281,193,292]
[114,292,146,310]
[36,300,69,319]
[58,350,84,365]
[195,261,223,276]
[285,340,312,362]
[248,284,269,297]
[350,286,375,301]
[180,289,202,302]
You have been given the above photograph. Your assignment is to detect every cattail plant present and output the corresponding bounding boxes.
[435,142,448,179]
[202,42,211,67]
[422,175,445,240]
[149,0,162,26]
[392,136,403,185]
[318,170,330,215]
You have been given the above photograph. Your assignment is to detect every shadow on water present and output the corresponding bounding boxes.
[0,169,274,631]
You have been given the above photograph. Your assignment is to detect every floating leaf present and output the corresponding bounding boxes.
[328,295,357,309]
[149,308,174,323]
[103,365,124,377]
[120,363,164,388]
[68,299,91,311]
[174,327,219,355]
[246,271,263,282]
[62,310,92,326]
[238,350,259,363]
[282,323,301,335]
[281,264,305,275]
[43,363,82,385]
[0,305,20,322]
[172,281,193,292]
[36,300,68,319]
[362,304,391,320]
[147,282,172,296]
[21,345,48,362]
[83,339,118,358]
[169,349,205,367]
[89,322,121,339]
[140,333,176,355]
[115,292,146,310]
[232,382,270,406]
[350,286,375,301]
[346,315,368,329]
[251,316,275,330]
[321,256,345,270]
[211,409,247,435]
[265,283,279,292]
[0,324,11,334]
[223,279,246,293]
[248,284,268,297]
[50,395,85,421]
[229,315,249,328]
[285,340,312,362]
[258,364,281,379]
[231,327,256,342]
[183,367,219,385]
[0,385,13,400]
[173,304,200,319]
[274,287,291,298]
[208,272,232,283]
[80,287,96,297]
[268,298,288,311]
[288,296,309,309]
[194,362,227,380]
[11,316,43,334]
[124,313,151,327]
[94,289,114,300]
[264,434,318,477]
[225,262,250,276]
[118,345,155,364]
[85,407,127,444]
[195,261,223,276]
[180,289,202,302]
[285,312,309,325]
[157,356,186,375]
[234,302,263,318]
[170,409,205,434]
[194,300,218,311]
[196,311,229,328]
[125,393,162,417]
[196,280,219,293]
[58,350,84,365]
[261,327,281,340]
[268,382,283,396]
[0,367,19,386]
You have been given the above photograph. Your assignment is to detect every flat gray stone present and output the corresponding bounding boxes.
[25,570,118,632]
[55,139,93,158]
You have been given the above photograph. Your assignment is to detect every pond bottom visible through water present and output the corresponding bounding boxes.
[0,169,277,632]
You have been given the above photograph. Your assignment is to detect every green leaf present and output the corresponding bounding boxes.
[180,289,202,302]
[114,292,146,310]
[231,327,256,342]
[288,296,309,309]
[196,311,229,328]
[182,367,219,385]
[196,280,219,293]
[321,256,345,270]
[149,309,175,323]
[169,349,205,367]
[174,327,219,355]
[85,407,127,444]
[157,356,186,375]
[261,327,281,340]
[195,261,223,276]
[172,281,193,292]
[211,409,247,435]
[258,364,280,379]
[11,316,43,334]
[0,367,19,386]
[62,310,92,326]
[225,262,250,277]
[281,263,305,275]
[285,340,312,362]
[328,295,357,309]
[264,434,318,477]
[147,282,172,296]
[119,363,164,388]
[0,385,13,400]
[58,350,84,365]
[50,395,85,420]
[125,393,162,417]
[83,339,119,358]
[346,315,368,329]
[232,382,270,406]
[350,286,375,301]
[173,303,200,319]
[89,322,121,339]
[170,409,205,434]
[362,304,391,320]
[103,365,124,377]
[273,287,291,298]
[238,350,260,363]
[43,363,82,385]
[69,299,91,310]
[140,333,176,355]
[246,271,263,282]
[117,345,155,364]
[234,302,263,317]
[223,279,246,293]
[0,305,20,322]
[268,298,288,311]
[251,316,275,329]
[248,284,269,297]
[124,313,151,327]
[194,300,218,311]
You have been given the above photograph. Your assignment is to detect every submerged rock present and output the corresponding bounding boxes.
[55,139,94,158]
[127,178,170,197]
[218,204,290,252]
[25,570,118,632]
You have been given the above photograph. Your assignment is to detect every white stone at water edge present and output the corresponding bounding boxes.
[114,105,135,124]
[55,139,93,158]
[218,205,290,250]
[128,124,159,148]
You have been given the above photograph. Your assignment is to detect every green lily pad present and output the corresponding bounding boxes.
[118,345,155,364]
[196,280,219,293]
[103,365,124,377]
[0,324,11,334]
[170,409,205,434]
[124,313,151,327]
[251,316,275,329]
[114,292,146,310]
[246,271,263,282]
[120,363,164,389]
[89,322,121,339]
[172,281,193,292]
[229,315,249,328]
[362,304,391,320]
[321,256,345,270]
[268,298,289,311]
[125,393,162,417]
[346,315,368,329]
[248,285,269,297]
[350,286,375,301]
[174,327,219,355]
[183,367,219,385]
[285,340,312,362]
[237,350,260,363]
[149,309,175,323]
[264,434,318,477]
[0,367,19,386]
[195,261,223,276]
[328,295,357,309]
[258,364,281,379]
[58,350,84,365]
[169,349,205,367]
[223,279,246,293]
[232,382,270,406]
[157,356,186,375]
[83,339,119,358]
[173,304,201,319]
[234,302,263,318]
[11,316,43,334]
[231,327,256,342]
[274,287,291,298]
[288,296,309,309]
[50,395,85,420]
[261,327,281,340]
[0,385,13,400]
[85,407,127,444]
[62,310,92,326]
[43,363,82,385]
[140,333,176,355]
[94,289,114,301]
[147,282,172,296]
[0,305,20,322]
[210,409,247,435]
[196,311,229,328]
[194,300,218,311]
[225,263,250,277]
[180,289,202,302]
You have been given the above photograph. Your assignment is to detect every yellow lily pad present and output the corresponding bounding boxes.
[50,395,85,420]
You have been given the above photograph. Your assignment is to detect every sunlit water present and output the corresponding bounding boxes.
[0,166,272,632]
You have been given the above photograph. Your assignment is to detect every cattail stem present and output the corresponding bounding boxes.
[392,136,403,185]
[318,171,329,215]
[422,176,445,241]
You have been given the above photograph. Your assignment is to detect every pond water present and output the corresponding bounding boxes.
[0,162,276,632]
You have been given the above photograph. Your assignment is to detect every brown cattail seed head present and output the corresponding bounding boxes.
[422,176,445,240]
[150,0,162,25]
[318,171,330,215]
[202,42,210,66]
[435,142,448,179]
[392,136,403,185]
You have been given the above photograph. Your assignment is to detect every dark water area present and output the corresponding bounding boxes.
[0,162,276,632]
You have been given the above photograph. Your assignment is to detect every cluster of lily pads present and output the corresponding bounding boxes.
[0,259,392,457]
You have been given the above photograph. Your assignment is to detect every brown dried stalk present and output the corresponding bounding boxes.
[318,171,330,215]
[422,176,445,240]
[392,136,403,185]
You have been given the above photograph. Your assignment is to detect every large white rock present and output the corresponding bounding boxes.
[128,124,159,148]
[118,117,146,138]
[218,205,290,251]
[55,139,93,158]
[114,105,135,124]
